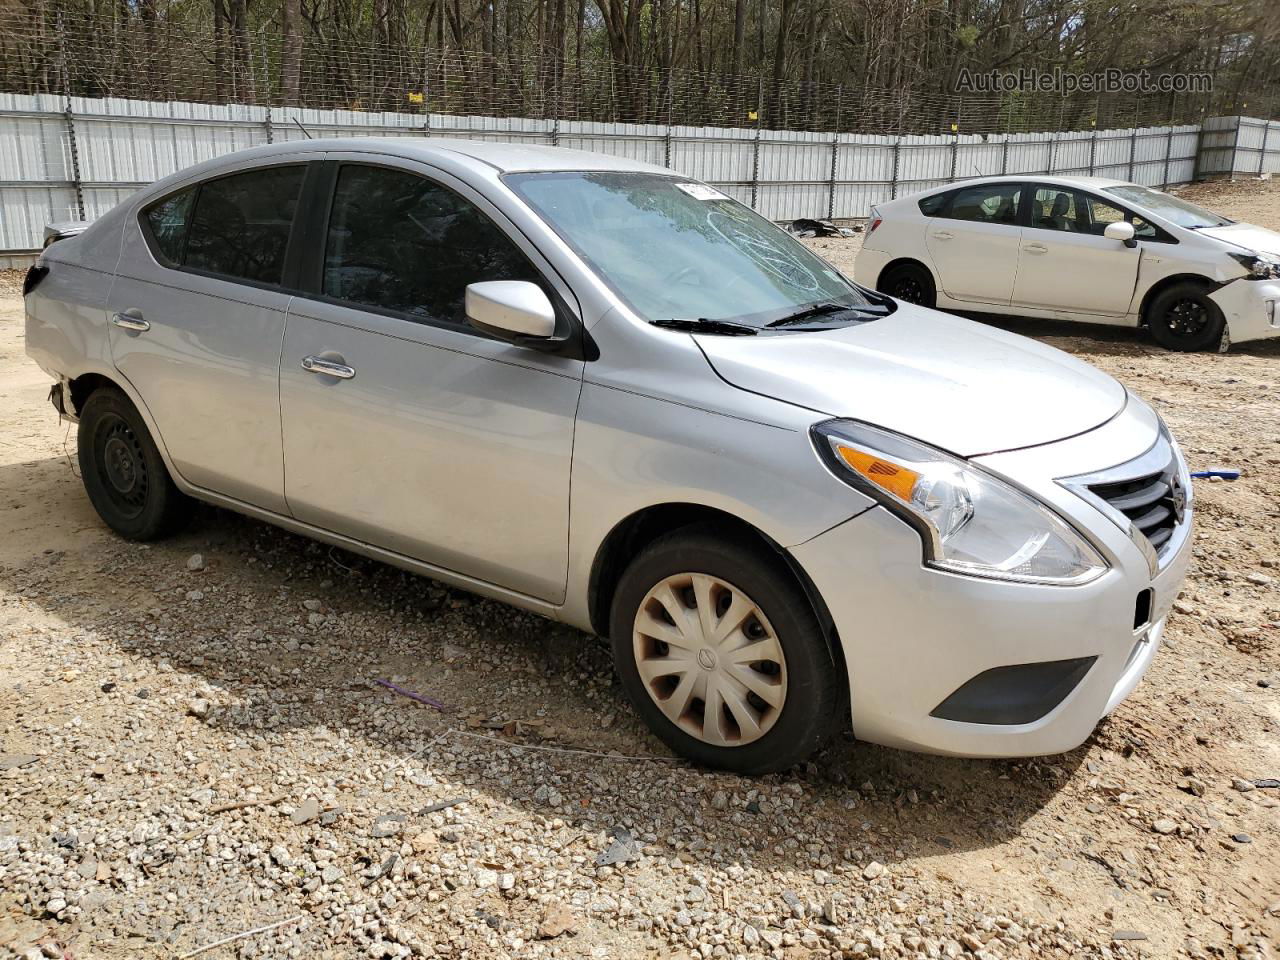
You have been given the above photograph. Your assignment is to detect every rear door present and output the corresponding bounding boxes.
[277,156,584,602]
[1011,186,1142,316]
[107,158,321,513]
[924,181,1025,305]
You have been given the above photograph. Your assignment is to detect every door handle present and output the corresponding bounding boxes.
[301,355,356,380]
[931,231,954,240]
[1024,243,1049,254]
[111,310,150,332]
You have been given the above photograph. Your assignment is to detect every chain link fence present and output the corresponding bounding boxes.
[0,10,1256,136]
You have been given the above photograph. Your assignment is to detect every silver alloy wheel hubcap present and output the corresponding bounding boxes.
[632,573,787,747]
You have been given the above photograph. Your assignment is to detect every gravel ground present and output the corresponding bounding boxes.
[2,178,1280,960]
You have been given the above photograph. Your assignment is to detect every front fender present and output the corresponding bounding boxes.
[1208,278,1280,345]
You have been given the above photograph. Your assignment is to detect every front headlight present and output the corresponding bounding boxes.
[813,420,1108,585]
[1228,250,1280,279]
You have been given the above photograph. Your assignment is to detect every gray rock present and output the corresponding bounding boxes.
[186,553,205,571]
[371,814,406,838]
[291,797,321,825]
[596,827,640,866]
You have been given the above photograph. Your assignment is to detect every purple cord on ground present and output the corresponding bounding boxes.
[374,677,448,712]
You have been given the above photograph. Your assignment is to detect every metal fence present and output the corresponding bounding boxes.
[1195,116,1280,178]
[0,91,1256,261]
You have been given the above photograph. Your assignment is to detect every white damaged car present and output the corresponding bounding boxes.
[855,176,1280,351]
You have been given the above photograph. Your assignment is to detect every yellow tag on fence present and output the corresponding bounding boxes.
[407,92,424,105]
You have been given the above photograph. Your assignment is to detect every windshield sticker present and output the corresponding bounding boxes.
[675,182,728,201]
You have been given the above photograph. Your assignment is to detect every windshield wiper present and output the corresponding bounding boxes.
[650,317,758,336]
[764,301,886,328]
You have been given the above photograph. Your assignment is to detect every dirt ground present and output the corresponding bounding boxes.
[1,179,1279,960]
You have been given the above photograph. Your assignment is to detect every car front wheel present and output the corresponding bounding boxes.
[609,526,843,774]
[78,386,192,540]
[1146,281,1226,352]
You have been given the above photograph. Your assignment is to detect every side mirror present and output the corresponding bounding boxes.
[466,281,556,341]
[1104,221,1137,248]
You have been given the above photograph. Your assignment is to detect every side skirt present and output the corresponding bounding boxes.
[177,483,566,623]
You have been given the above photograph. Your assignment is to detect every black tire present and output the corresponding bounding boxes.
[1146,281,1225,352]
[609,525,843,774]
[77,386,192,540]
[879,261,936,308]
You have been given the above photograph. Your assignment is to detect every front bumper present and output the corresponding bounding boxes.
[791,398,1193,758]
[1209,278,1280,345]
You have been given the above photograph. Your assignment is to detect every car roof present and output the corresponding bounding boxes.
[916,174,1137,196]
[194,137,672,175]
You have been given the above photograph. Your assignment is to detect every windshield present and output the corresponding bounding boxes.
[505,171,878,327]
[1104,185,1232,229]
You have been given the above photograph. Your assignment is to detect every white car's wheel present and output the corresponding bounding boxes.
[879,262,936,308]
[1146,281,1226,352]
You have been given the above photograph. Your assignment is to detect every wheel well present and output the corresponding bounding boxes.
[877,257,933,290]
[68,372,119,416]
[1137,274,1219,326]
[587,503,843,671]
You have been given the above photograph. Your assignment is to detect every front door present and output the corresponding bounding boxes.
[1011,186,1142,316]
[106,160,315,514]
[278,158,583,603]
[925,181,1024,304]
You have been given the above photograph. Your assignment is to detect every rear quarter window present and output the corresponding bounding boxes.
[918,192,950,216]
[144,188,196,264]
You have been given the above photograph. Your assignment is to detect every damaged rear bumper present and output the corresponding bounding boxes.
[49,378,78,422]
[1209,278,1280,344]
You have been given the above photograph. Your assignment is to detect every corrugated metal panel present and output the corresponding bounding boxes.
[0,96,1265,251]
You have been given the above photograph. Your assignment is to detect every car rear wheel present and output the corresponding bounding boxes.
[1146,281,1226,352]
[609,526,843,774]
[878,262,936,308]
[78,386,192,540]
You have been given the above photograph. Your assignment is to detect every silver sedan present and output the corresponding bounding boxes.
[23,139,1192,772]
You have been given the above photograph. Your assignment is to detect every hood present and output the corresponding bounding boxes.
[1197,222,1280,257]
[694,307,1126,457]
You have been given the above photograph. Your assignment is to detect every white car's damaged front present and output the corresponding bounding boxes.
[1105,184,1280,346]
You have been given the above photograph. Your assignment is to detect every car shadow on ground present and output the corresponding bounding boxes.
[962,311,1280,359]
[0,451,1091,881]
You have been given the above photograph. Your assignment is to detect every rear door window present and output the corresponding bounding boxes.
[942,184,1021,225]
[185,166,306,284]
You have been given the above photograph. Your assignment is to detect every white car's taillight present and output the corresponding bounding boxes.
[867,208,883,234]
